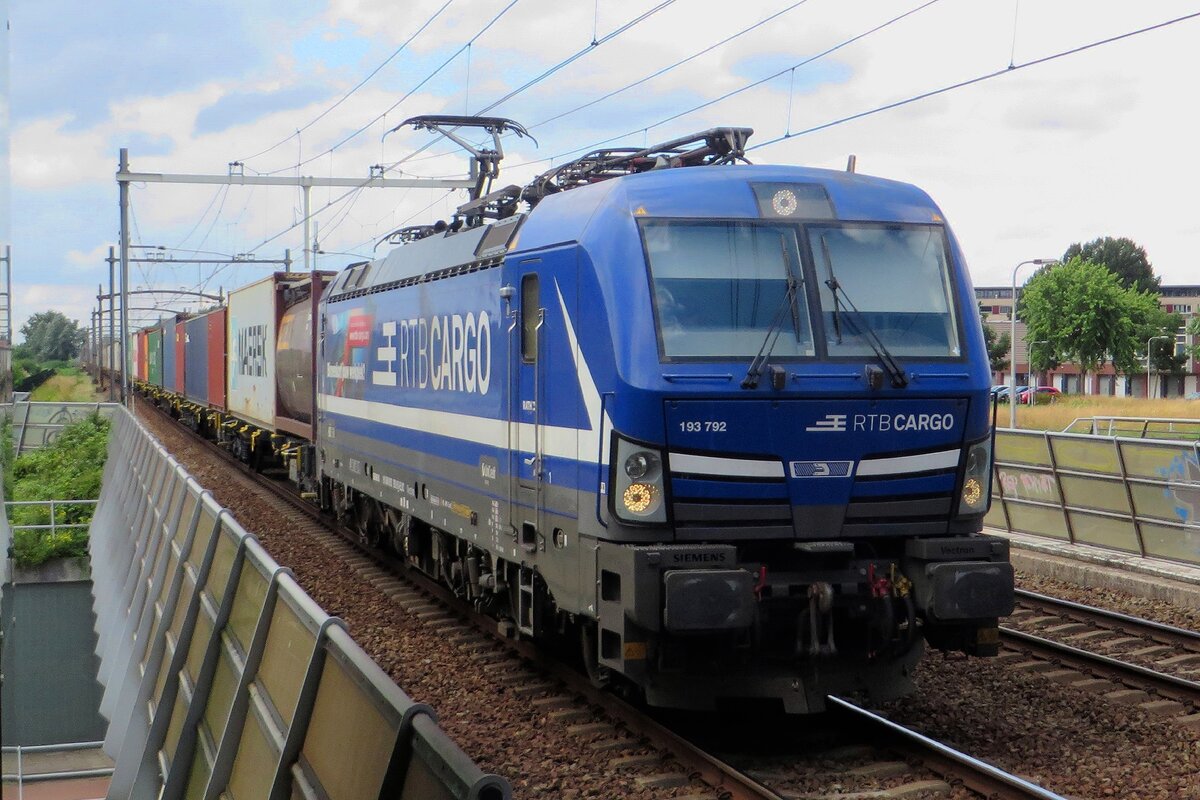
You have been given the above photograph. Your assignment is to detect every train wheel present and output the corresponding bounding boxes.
[353,494,384,548]
[384,508,410,557]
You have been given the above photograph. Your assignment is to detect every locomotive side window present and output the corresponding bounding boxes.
[521,274,539,363]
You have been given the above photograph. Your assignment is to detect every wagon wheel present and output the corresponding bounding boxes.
[353,495,385,548]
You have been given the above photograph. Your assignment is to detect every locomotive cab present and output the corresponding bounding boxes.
[514,167,1016,712]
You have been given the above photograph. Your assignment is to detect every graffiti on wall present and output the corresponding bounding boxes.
[1159,453,1200,528]
[998,469,1057,501]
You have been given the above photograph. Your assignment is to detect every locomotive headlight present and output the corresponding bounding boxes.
[613,436,668,525]
[623,483,661,515]
[624,451,661,481]
[957,437,993,516]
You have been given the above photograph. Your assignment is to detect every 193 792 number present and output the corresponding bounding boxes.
[679,421,727,432]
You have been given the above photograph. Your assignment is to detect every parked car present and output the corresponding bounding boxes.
[994,385,1027,403]
[1018,386,1060,404]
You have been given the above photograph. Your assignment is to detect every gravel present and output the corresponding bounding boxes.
[134,404,708,798]
[133,402,1200,799]
[1016,569,1200,633]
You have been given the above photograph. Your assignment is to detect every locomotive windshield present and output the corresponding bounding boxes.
[812,223,961,359]
[642,220,815,360]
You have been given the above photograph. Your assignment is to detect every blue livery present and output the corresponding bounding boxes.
[314,132,1014,714]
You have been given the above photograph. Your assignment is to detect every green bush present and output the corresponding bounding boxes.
[6,413,111,567]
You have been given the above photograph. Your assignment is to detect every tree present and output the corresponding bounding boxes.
[1062,236,1160,294]
[1189,316,1200,361]
[20,311,87,362]
[1145,309,1186,375]
[978,309,1010,374]
[1021,258,1162,375]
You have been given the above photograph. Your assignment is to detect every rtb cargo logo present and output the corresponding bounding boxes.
[805,412,955,433]
[371,312,492,395]
[805,414,846,432]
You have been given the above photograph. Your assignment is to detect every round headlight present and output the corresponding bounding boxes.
[771,188,799,216]
[962,477,983,509]
[622,482,661,515]
[624,451,660,480]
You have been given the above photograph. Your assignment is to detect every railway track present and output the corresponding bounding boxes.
[1001,589,1200,723]
[137,399,1074,799]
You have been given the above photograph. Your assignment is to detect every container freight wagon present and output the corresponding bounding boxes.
[178,307,227,434]
[223,271,333,468]
[134,328,148,383]
[161,316,180,393]
[146,326,163,387]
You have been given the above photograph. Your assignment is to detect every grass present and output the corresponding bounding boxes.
[29,368,105,402]
[5,413,111,567]
[1011,395,1200,432]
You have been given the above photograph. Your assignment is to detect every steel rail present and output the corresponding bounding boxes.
[1000,627,1200,707]
[1014,589,1200,648]
[140,400,1102,800]
[827,696,1068,800]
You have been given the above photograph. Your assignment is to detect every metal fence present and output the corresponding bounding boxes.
[91,406,511,800]
[6,498,98,535]
[1063,416,1200,441]
[986,427,1200,568]
[1,401,119,454]
[2,741,113,787]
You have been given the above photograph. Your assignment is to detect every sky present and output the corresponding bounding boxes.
[1,0,1199,341]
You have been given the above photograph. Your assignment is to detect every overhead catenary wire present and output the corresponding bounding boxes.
[475,0,677,116]
[389,0,817,170]
[747,8,1200,153]
[190,4,1200,293]
[260,0,521,177]
[173,185,226,250]
[495,0,943,173]
[237,0,457,165]
[528,0,813,131]
[381,0,681,174]
[239,0,675,260]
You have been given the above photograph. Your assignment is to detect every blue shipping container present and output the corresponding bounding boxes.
[161,319,177,392]
[184,314,210,405]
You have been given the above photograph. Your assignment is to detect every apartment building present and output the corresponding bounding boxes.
[976,284,1200,397]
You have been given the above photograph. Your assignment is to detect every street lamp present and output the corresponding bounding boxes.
[1009,258,1059,428]
[1026,340,1049,405]
[1146,335,1171,399]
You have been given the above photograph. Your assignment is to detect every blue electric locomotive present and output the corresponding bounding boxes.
[316,121,1013,713]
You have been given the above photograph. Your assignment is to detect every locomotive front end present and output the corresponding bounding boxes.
[583,168,1014,713]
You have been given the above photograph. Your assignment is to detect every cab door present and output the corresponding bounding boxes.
[514,266,544,549]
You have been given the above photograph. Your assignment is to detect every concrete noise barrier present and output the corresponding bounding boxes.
[89,406,511,800]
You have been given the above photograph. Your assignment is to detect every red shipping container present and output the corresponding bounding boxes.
[207,308,227,409]
[136,330,148,382]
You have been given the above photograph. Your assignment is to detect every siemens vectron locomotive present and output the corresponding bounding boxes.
[313,120,1012,713]
[134,119,1013,713]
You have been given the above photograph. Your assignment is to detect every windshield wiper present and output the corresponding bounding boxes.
[819,234,909,389]
[742,241,803,390]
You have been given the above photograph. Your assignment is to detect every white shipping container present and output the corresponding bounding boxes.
[226,275,278,429]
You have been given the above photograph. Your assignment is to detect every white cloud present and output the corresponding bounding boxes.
[66,245,113,268]
[14,284,99,343]
[8,0,1200,327]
